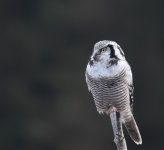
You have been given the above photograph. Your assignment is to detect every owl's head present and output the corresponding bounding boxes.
[89,40,125,66]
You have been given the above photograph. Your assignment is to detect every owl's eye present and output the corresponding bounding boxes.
[100,47,107,53]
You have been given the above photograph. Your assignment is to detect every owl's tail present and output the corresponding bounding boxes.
[123,115,142,145]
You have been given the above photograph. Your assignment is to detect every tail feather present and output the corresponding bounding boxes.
[123,116,142,145]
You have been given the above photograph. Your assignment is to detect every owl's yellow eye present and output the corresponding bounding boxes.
[100,47,107,53]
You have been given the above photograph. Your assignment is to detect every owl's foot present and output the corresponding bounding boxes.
[106,106,117,114]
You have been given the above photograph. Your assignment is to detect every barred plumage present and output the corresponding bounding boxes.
[86,69,130,114]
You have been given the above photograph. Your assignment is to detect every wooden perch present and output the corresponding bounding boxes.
[110,112,127,150]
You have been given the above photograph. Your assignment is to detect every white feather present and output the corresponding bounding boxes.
[87,60,131,78]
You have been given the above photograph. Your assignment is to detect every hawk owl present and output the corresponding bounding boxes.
[85,40,142,149]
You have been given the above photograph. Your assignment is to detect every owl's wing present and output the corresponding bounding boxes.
[128,84,134,112]
[125,66,134,111]
[85,73,91,92]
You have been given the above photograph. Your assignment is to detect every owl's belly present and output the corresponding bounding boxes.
[87,71,130,114]
[92,83,129,113]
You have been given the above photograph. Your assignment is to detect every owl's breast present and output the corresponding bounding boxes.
[86,60,128,79]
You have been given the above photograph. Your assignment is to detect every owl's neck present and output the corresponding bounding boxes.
[87,60,127,78]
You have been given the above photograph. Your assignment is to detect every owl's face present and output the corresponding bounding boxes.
[89,40,125,66]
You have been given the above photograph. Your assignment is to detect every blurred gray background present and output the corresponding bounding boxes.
[0,0,164,150]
